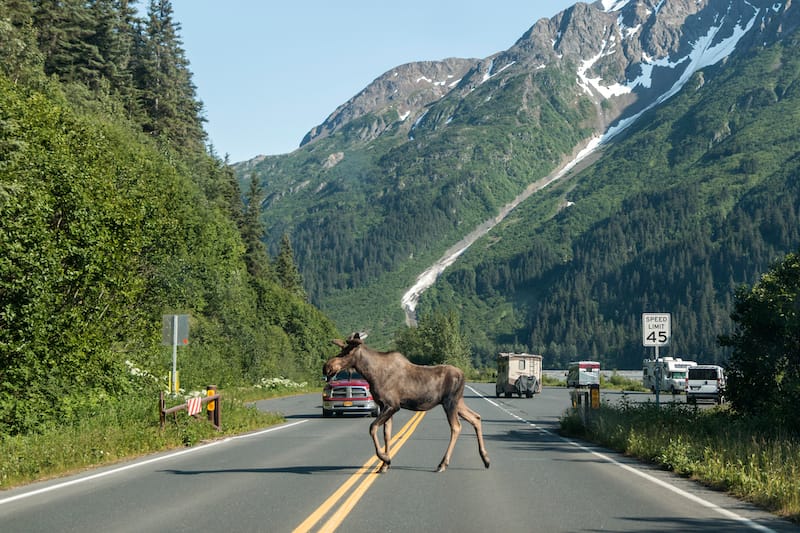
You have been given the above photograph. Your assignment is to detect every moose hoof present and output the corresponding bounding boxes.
[483,456,491,469]
[378,462,390,473]
[435,464,447,473]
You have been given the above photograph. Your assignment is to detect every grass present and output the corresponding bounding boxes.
[560,399,800,522]
[0,381,320,490]
[600,372,648,392]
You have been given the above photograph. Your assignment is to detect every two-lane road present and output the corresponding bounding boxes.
[0,385,795,532]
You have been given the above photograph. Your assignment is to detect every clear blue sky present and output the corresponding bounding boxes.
[170,1,577,163]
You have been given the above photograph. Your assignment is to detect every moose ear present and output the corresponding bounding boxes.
[332,339,346,348]
[349,331,367,341]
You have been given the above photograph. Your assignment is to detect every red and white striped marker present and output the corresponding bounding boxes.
[187,397,202,416]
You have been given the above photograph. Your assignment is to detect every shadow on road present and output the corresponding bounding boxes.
[160,465,365,476]
[585,515,793,532]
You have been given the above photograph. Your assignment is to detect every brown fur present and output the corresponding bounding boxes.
[323,333,490,473]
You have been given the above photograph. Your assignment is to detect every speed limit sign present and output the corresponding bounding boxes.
[642,313,671,346]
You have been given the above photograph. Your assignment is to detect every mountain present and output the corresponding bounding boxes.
[300,58,479,147]
[233,0,800,368]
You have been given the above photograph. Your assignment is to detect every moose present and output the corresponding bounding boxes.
[323,333,490,473]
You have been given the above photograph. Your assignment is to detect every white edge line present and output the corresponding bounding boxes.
[0,419,308,506]
[466,385,777,533]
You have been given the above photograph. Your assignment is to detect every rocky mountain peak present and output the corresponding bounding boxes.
[298,0,799,152]
[300,58,477,147]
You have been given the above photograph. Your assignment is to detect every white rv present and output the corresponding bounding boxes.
[642,357,697,394]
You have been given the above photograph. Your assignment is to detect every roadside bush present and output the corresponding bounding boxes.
[720,248,800,428]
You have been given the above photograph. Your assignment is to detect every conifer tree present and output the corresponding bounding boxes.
[276,233,306,299]
[0,0,43,85]
[241,174,273,281]
[137,0,204,151]
[85,0,137,95]
[34,0,99,85]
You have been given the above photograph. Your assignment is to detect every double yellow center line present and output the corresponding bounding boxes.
[292,411,426,533]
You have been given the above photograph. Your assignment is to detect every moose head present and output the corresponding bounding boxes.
[323,332,366,379]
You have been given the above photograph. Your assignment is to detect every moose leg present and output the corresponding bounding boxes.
[457,399,490,468]
[369,406,398,472]
[436,402,462,473]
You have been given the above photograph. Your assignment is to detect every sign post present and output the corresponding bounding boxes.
[162,314,189,395]
[642,313,671,407]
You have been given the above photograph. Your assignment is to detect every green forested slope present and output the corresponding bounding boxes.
[419,40,800,369]
[242,29,799,364]
[238,64,595,341]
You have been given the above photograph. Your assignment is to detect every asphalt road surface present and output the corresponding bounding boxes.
[1,385,796,532]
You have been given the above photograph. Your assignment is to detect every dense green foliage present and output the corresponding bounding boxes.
[0,0,339,436]
[720,250,800,423]
[394,311,473,373]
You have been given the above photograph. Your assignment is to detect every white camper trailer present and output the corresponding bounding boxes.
[642,357,697,394]
[496,353,543,398]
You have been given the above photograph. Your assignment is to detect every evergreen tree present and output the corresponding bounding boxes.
[137,0,204,151]
[276,233,306,299]
[0,0,43,85]
[241,174,272,281]
[85,0,138,96]
[33,0,98,84]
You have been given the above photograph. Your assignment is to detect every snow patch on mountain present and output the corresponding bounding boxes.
[577,37,632,98]
[605,1,759,141]
[601,0,633,12]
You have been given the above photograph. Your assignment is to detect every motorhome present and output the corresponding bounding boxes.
[566,360,600,388]
[642,357,697,394]
[496,353,543,398]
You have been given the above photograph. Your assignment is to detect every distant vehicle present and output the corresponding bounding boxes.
[322,369,379,417]
[566,360,600,388]
[496,353,542,398]
[642,357,697,394]
[686,365,726,404]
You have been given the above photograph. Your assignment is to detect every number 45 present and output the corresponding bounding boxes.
[647,331,668,343]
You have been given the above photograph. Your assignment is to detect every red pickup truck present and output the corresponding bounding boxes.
[322,369,380,417]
